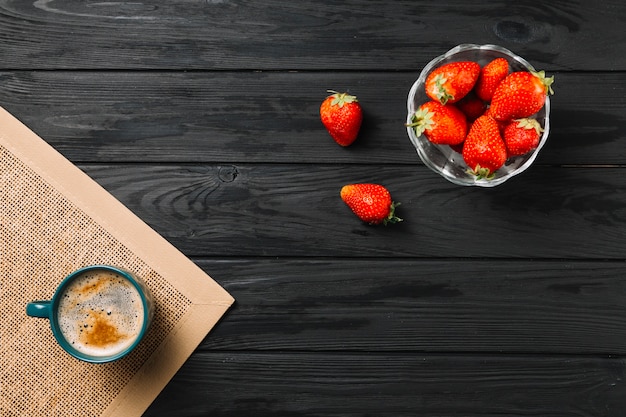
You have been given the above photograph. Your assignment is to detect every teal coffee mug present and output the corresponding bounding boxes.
[26,265,154,363]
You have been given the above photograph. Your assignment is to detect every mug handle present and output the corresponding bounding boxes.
[26,301,52,318]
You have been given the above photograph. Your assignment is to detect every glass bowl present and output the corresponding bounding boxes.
[406,44,550,187]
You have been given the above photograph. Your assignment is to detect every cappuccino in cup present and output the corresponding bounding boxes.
[27,265,153,362]
[57,268,145,357]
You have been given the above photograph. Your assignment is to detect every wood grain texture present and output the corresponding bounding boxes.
[0,1,623,71]
[144,352,626,417]
[196,259,626,355]
[81,163,626,259]
[1,71,623,165]
[0,2,624,416]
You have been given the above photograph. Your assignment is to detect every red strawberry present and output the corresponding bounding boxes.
[462,115,508,179]
[320,90,363,146]
[489,70,555,121]
[474,57,509,101]
[425,61,480,105]
[340,184,402,225]
[456,92,487,121]
[484,106,508,133]
[406,100,467,145]
[503,118,543,156]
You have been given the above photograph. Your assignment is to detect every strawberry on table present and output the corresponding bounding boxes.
[425,61,481,105]
[474,57,509,102]
[406,100,467,145]
[320,90,363,146]
[503,118,543,156]
[462,115,508,180]
[489,70,554,121]
[340,183,402,226]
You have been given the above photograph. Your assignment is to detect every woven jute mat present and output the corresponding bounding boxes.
[0,107,234,416]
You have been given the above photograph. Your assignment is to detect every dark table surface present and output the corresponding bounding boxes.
[4,1,626,415]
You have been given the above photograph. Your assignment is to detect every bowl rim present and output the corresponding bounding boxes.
[406,43,550,187]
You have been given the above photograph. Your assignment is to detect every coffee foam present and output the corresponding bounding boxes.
[57,270,144,357]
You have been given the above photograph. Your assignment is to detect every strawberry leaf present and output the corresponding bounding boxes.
[530,70,555,95]
[406,108,435,136]
[467,164,496,180]
[432,74,454,105]
[326,90,358,108]
[382,202,403,226]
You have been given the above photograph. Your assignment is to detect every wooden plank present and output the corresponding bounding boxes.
[81,163,626,259]
[2,71,625,166]
[0,1,623,71]
[196,259,626,355]
[144,351,626,416]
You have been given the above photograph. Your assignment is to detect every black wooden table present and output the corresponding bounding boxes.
[4,1,626,415]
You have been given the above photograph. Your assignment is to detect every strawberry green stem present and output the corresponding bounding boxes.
[326,90,358,107]
[433,74,454,105]
[531,70,555,95]
[382,202,403,226]
[406,108,434,136]
[467,164,495,181]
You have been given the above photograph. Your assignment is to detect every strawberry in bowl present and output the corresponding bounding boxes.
[406,44,554,187]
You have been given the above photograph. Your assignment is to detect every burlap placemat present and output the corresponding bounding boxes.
[0,107,234,417]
